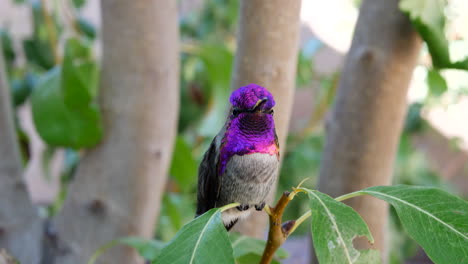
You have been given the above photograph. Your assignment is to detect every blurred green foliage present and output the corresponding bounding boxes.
[2,0,467,263]
[2,0,99,216]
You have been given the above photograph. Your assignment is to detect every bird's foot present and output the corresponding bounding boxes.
[255,202,266,211]
[236,204,250,211]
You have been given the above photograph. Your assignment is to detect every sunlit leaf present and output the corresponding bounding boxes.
[358,185,468,264]
[306,189,380,264]
[400,0,449,68]
[155,208,234,264]
[427,69,447,97]
[399,0,468,70]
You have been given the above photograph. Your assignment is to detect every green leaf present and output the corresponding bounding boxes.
[427,69,447,97]
[23,38,55,70]
[10,74,35,107]
[1,29,15,65]
[358,185,468,264]
[61,38,98,109]
[230,233,288,260]
[192,43,233,137]
[235,253,281,264]
[88,237,165,264]
[157,193,196,241]
[77,17,97,40]
[72,0,86,9]
[306,189,380,264]
[31,67,103,148]
[451,57,468,71]
[155,208,234,264]
[399,0,450,68]
[119,237,165,261]
[169,136,198,192]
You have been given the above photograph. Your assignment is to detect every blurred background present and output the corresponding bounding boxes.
[1,0,467,263]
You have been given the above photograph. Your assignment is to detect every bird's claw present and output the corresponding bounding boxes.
[255,202,266,211]
[236,204,250,211]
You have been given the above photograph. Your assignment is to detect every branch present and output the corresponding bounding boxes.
[259,185,307,264]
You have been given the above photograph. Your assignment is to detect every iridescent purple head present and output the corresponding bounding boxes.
[230,84,275,112]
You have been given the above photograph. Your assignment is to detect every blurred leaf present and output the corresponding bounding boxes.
[169,137,198,192]
[61,38,98,109]
[358,185,468,264]
[403,103,424,133]
[76,17,96,40]
[157,193,196,241]
[306,189,380,264]
[89,237,165,264]
[155,208,234,264]
[235,253,280,264]
[296,51,314,87]
[230,233,288,260]
[451,57,468,71]
[400,0,468,70]
[1,29,15,66]
[31,67,103,148]
[10,74,35,107]
[23,0,58,70]
[427,69,447,97]
[120,237,165,261]
[72,0,86,9]
[400,0,450,68]
[23,38,55,70]
[192,43,233,137]
[16,123,31,165]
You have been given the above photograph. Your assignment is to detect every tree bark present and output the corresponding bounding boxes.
[50,1,179,263]
[316,0,422,261]
[231,0,301,238]
[0,42,43,263]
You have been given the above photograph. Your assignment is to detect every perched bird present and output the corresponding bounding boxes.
[196,83,280,230]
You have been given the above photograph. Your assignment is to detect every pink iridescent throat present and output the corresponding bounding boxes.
[218,112,278,175]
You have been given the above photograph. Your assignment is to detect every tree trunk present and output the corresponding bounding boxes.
[0,42,43,263]
[50,1,179,263]
[231,0,301,238]
[316,0,422,261]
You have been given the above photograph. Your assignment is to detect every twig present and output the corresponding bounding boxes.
[259,188,305,264]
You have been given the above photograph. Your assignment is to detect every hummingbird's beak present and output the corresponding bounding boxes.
[252,97,268,111]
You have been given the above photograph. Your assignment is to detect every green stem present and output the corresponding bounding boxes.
[87,239,119,264]
[288,210,311,235]
[220,202,240,212]
[335,191,364,202]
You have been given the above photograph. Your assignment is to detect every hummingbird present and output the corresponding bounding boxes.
[196,83,280,230]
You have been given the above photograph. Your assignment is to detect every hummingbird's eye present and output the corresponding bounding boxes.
[232,109,240,116]
[269,109,274,115]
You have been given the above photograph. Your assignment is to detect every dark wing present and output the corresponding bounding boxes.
[274,131,280,159]
[196,137,220,216]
